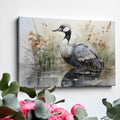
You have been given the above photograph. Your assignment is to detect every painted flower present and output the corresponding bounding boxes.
[19,101,35,118]
[71,104,86,116]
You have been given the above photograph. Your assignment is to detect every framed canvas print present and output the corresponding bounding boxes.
[18,17,115,88]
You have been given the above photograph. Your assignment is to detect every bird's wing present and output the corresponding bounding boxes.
[87,44,98,56]
[71,43,97,62]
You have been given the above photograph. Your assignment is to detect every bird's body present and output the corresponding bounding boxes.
[53,25,103,69]
[60,38,72,58]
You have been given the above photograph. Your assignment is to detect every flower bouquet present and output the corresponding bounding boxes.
[0,73,119,120]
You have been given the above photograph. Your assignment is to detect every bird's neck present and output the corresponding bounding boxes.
[64,30,71,42]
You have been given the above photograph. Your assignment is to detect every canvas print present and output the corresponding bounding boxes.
[18,17,115,88]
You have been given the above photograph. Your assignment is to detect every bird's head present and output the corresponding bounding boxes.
[52,24,71,33]
[52,24,71,41]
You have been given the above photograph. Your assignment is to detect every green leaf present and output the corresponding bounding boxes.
[102,99,112,109]
[37,89,45,98]
[48,86,56,93]
[11,111,26,120]
[34,100,49,119]
[24,99,33,102]
[75,107,88,119]
[85,117,98,120]
[3,94,20,110]
[0,73,10,91]
[113,98,120,106]
[0,106,16,118]
[55,99,65,104]
[74,116,79,120]
[37,86,56,98]
[28,110,34,120]
[9,82,19,93]
[107,104,120,120]
[28,110,40,120]
[2,81,19,97]
[20,87,36,98]
[28,110,48,120]
[0,99,3,106]
[45,90,56,105]
[101,116,111,120]
[2,89,9,97]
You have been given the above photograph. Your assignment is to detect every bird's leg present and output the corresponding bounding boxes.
[84,59,95,73]
[92,59,97,73]
[84,59,96,73]
[84,59,90,70]
[76,64,83,73]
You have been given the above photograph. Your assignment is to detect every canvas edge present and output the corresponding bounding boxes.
[16,16,116,88]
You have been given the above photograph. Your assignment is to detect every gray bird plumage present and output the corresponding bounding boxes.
[53,25,103,69]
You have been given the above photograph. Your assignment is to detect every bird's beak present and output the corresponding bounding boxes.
[52,27,62,32]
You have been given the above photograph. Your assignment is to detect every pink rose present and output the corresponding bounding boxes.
[64,113,74,120]
[52,108,69,120]
[44,102,50,109]
[19,101,58,118]
[44,103,58,114]
[49,104,58,113]
[19,100,35,118]
[49,107,74,120]
[0,116,13,120]
[48,115,62,120]
[71,104,86,116]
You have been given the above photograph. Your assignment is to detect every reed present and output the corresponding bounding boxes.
[28,19,54,66]
[84,21,112,68]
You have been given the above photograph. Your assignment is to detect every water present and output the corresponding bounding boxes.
[19,64,115,88]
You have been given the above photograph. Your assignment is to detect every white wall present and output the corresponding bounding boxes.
[0,0,120,119]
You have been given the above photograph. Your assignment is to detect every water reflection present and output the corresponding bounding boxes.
[62,68,102,87]
[19,64,115,88]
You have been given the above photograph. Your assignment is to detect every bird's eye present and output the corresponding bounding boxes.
[61,26,65,29]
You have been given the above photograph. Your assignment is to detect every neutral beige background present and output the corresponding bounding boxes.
[0,0,119,119]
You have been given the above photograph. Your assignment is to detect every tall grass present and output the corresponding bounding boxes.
[28,19,54,66]
[84,21,112,68]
